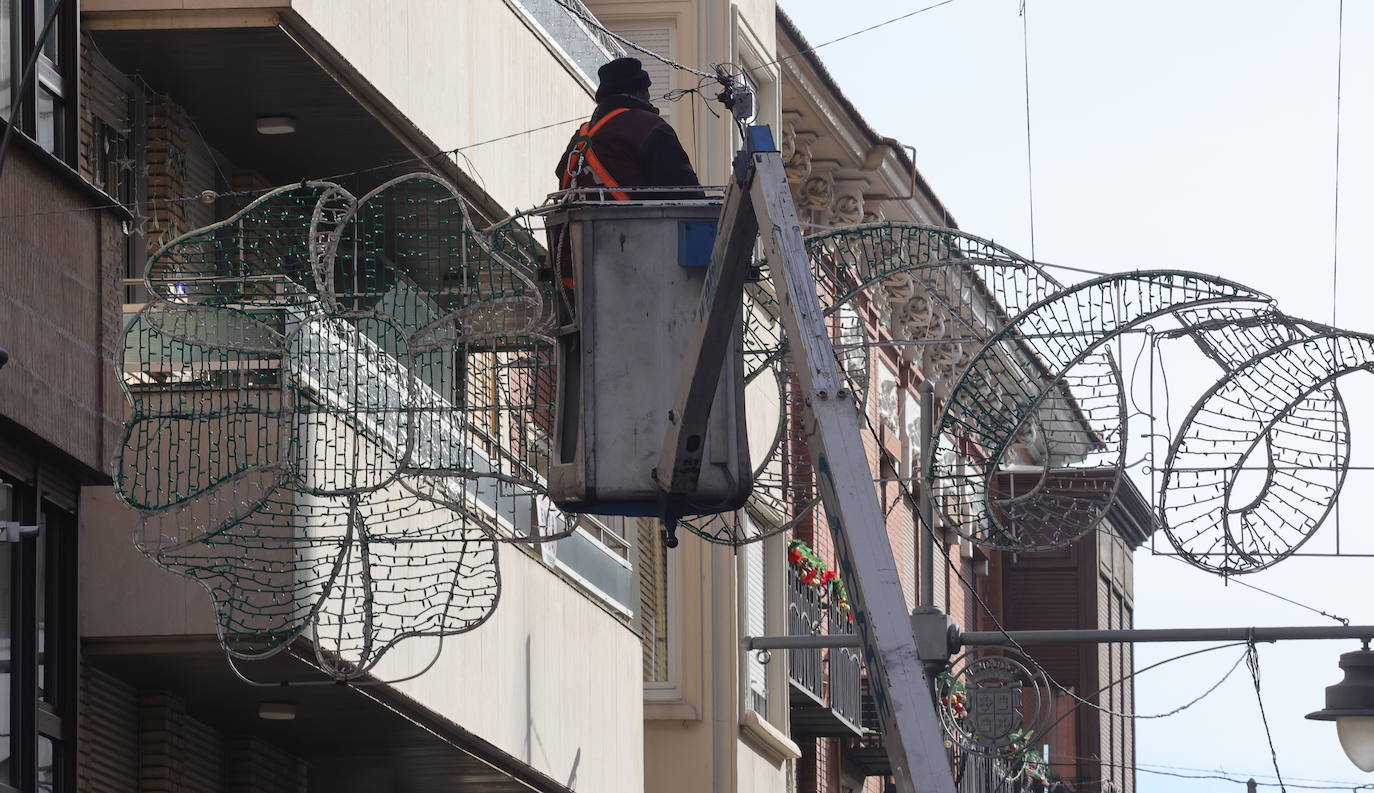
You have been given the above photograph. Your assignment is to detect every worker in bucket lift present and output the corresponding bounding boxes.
[547,57,702,457]
[548,56,702,294]
[555,56,700,202]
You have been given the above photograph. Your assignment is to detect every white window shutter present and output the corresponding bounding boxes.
[607,24,675,126]
[743,537,768,716]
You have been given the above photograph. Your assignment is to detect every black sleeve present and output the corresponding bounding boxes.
[639,124,701,188]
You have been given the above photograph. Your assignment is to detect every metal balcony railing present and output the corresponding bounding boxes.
[787,564,863,737]
[787,565,825,704]
[828,611,862,731]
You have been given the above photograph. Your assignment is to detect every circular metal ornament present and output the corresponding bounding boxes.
[936,646,1055,758]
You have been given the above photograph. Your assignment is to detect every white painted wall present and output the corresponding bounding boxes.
[372,546,644,793]
[289,0,596,214]
[81,481,644,793]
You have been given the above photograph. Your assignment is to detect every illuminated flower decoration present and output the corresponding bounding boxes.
[114,175,569,678]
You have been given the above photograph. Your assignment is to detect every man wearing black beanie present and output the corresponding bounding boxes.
[556,56,700,198]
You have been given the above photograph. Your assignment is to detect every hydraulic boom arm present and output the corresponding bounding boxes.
[657,127,957,793]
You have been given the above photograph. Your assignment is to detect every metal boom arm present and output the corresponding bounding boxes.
[658,128,957,793]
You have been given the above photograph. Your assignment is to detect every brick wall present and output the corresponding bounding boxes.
[0,146,124,476]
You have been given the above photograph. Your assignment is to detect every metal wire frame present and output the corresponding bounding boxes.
[114,174,578,679]
[1160,312,1374,573]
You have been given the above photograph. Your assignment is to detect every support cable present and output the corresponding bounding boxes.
[860,405,1245,722]
[1019,0,1037,262]
[1247,638,1289,793]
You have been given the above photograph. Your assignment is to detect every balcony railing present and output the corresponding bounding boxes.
[829,615,862,729]
[787,566,824,704]
[787,565,862,737]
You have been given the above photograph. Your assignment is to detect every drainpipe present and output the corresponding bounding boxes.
[919,379,935,607]
[863,137,918,203]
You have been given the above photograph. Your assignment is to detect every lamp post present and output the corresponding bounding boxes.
[1307,641,1374,772]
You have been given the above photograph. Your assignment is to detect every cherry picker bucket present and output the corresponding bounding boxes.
[545,193,752,517]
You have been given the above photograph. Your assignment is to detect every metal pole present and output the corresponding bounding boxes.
[747,624,1374,652]
[919,379,935,607]
[956,624,1374,648]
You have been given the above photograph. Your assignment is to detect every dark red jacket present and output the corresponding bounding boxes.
[555,94,699,195]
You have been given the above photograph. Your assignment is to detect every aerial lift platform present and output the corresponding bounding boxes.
[550,119,957,793]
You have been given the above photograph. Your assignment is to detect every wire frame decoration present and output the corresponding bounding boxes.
[936,646,1055,759]
[796,223,1360,569]
[687,223,1068,546]
[1159,309,1369,574]
[114,174,575,679]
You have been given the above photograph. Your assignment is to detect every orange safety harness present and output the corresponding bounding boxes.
[559,108,631,201]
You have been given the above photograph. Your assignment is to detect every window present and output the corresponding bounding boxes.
[3,0,78,164]
[635,517,671,684]
[741,536,768,717]
[738,516,786,725]
[0,469,77,793]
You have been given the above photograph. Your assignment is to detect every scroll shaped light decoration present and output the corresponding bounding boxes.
[1159,308,1372,574]
[776,223,1369,572]
[114,175,572,679]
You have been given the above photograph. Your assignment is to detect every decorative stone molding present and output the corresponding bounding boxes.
[895,289,947,341]
[922,341,973,386]
[877,363,900,432]
[797,159,839,214]
[780,114,817,187]
[780,110,803,160]
[785,137,815,185]
[830,176,868,227]
[880,271,916,305]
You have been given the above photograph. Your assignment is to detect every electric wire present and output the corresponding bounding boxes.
[1331,0,1346,559]
[1248,640,1289,793]
[1020,0,1037,263]
[1067,757,1374,790]
[552,0,716,78]
[1230,576,1351,626]
[1332,0,1344,331]
[1029,640,1250,739]
[858,405,1248,723]
[0,0,969,225]
[556,0,962,87]
[749,0,963,77]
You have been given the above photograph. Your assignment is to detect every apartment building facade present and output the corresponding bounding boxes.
[0,1,1143,792]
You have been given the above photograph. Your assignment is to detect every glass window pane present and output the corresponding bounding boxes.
[34,0,56,63]
[35,84,58,155]
[38,735,53,793]
[0,0,11,119]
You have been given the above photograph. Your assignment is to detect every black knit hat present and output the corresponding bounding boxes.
[595,57,651,101]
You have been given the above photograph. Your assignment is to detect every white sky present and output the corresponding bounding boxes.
[779,1,1374,790]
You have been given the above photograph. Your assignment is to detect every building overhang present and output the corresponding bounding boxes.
[83,9,509,224]
[84,636,573,793]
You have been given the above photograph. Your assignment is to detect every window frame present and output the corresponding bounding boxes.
[0,470,78,793]
[736,518,788,730]
[4,0,79,166]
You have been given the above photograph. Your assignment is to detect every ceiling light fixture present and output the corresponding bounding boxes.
[255,116,297,135]
[258,701,297,721]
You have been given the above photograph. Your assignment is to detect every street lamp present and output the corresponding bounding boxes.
[1307,643,1374,772]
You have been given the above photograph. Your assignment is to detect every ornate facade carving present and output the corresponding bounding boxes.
[798,170,835,213]
[831,192,863,226]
